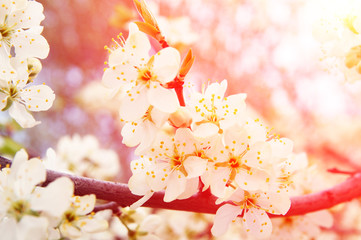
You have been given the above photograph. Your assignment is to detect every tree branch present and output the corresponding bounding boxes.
[1,155,361,217]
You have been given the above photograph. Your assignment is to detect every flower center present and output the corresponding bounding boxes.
[170,155,188,177]
[170,155,182,169]
[138,68,153,82]
[0,23,15,46]
[233,191,261,211]
[228,157,240,168]
[1,83,19,111]
[64,209,77,223]
[8,199,38,221]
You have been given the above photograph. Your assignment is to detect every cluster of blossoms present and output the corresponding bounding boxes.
[44,134,121,181]
[313,0,361,83]
[0,149,109,239]
[0,0,346,239]
[0,0,54,128]
[102,2,308,237]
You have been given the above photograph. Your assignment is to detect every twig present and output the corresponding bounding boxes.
[1,155,361,217]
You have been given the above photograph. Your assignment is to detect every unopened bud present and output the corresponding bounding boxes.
[169,107,192,128]
[27,58,42,80]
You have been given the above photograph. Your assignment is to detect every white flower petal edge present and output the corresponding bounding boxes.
[211,204,242,237]
[9,102,40,128]
[30,177,74,217]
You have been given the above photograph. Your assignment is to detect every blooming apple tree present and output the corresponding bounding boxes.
[1,0,361,239]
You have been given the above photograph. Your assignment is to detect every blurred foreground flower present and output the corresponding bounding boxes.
[44,134,120,181]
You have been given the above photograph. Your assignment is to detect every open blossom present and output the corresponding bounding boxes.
[211,188,291,238]
[186,80,247,138]
[271,152,308,192]
[0,0,49,79]
[58,195,109,239]
[44,134,120,181]
[0,58,55,128]
[121,105,170,155]
[102,23,180,121]
[205,122,293,197]
[0,77,55,128]
[129,128,210,203]
[0,149,74,240]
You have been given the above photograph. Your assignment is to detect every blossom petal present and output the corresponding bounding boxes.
[60,224,82,239]
[243,208,272,238]
[193,122,219,138]
[147,85,179,113]
[128,171,151,196]
[205,80,227,99]
[243,142,272,170]
[0,46,14,80]
[7,1,45,29]
[183,156,208,178]
[102,64,137,90]
[109,23,150,66]
[121,121,143,147]
[0,1,12,22]
[9,149,29,180]
[270,138,294,160]
[9,102,40,128]
[12,32,49,59]
[74,194,96,215]
[77,217,109,233]
[210,167,231,197]
[17,215,49,240]
[235,168,270,191]
[176,177,199,199]
[211,204,242,237]
[14,158,46,197]
[164,171,186,202]
[31,177,74,217]
[22,85,55,112]
[119,86,149,121]
[256,191,291,215]
[152,47,180,84]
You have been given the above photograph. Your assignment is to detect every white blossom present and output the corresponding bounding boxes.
[0,59,55,128]
[186,80,247,138]
[211,188,291,238]
[0,0,49,79]
[44,134,120,181]
[58,195,109,239]
[0,149,74,240]
[102,23,180,121]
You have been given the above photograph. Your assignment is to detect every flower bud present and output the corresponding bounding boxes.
[27,58,42,80]
[169,107,192,128]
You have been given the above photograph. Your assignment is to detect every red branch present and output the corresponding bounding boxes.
[1,155,361,216]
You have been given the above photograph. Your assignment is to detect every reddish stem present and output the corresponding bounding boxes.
[175,84,185,107]
[1,155,361,217]
[327,168,358,175]
[166,76,186,107]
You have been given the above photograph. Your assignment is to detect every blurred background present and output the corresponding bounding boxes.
[2,0,361,183]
